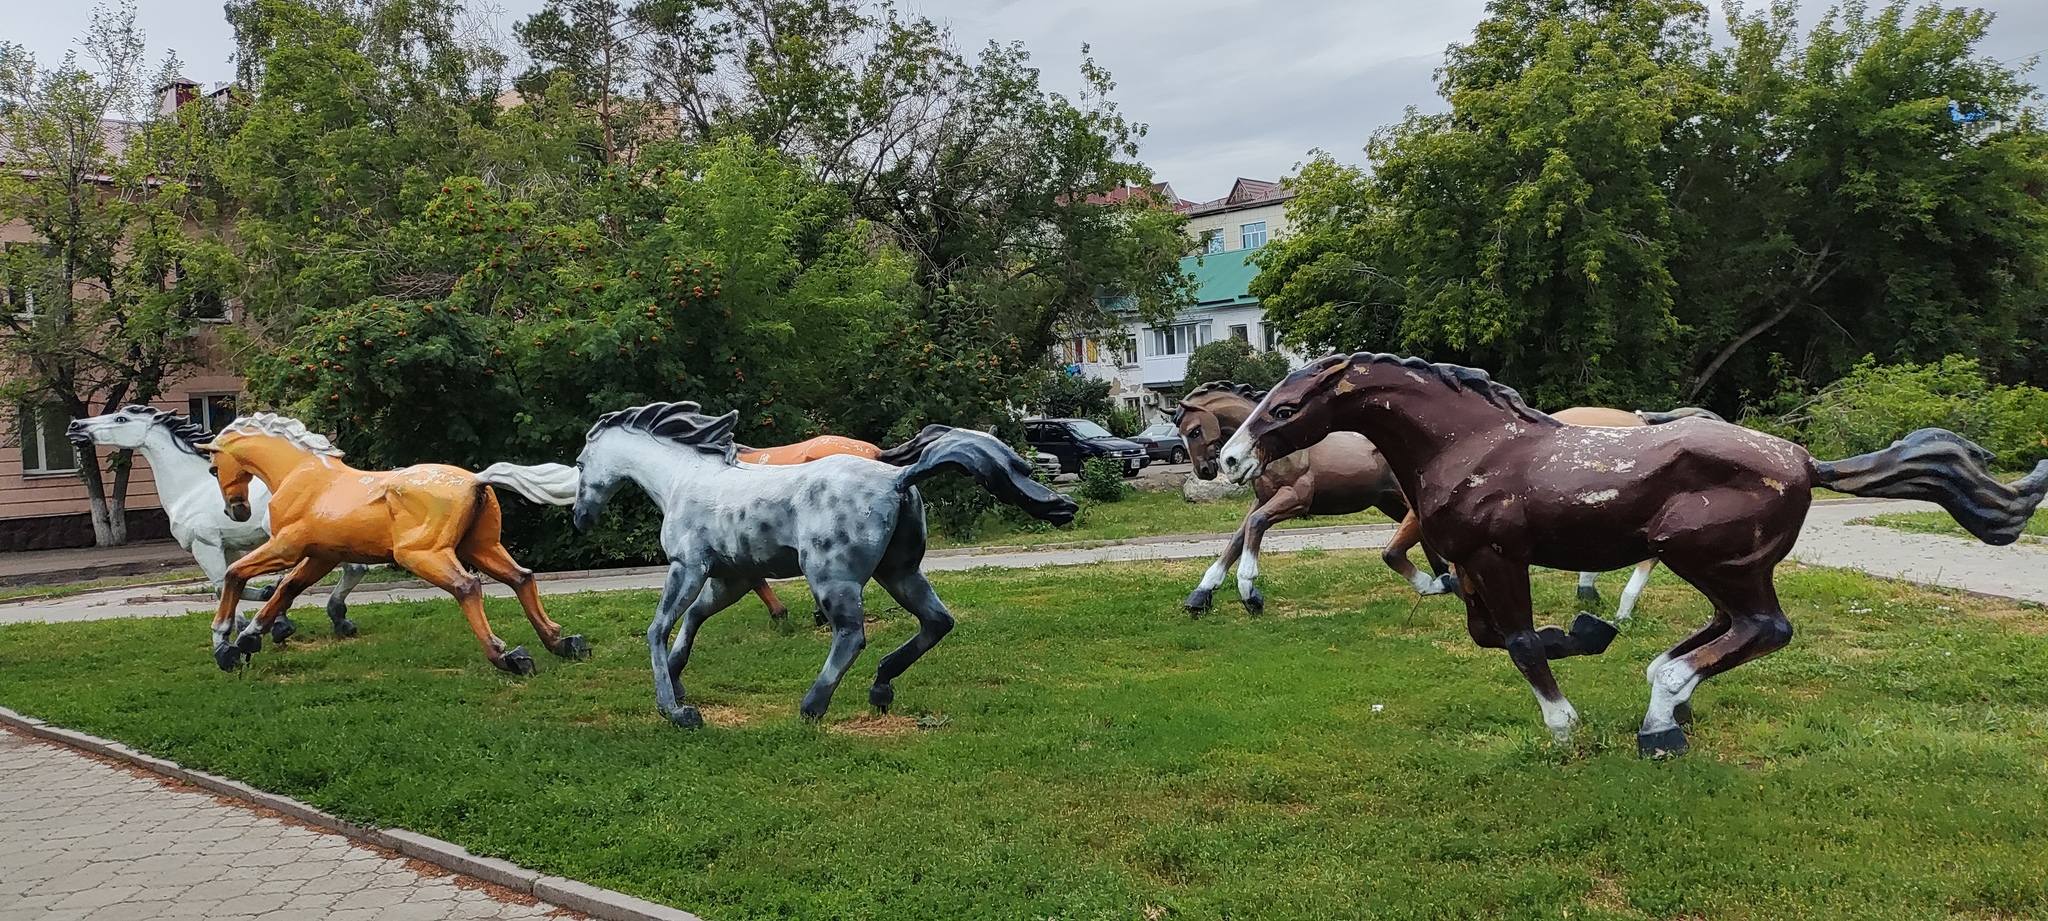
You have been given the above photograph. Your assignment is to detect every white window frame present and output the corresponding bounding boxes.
[1240,221,1268,250]
[187,394,241,433]
[1148,322,1211,357]
[1202,229,1226,254]
[1263,324,1282,352]
[18,405,78,476]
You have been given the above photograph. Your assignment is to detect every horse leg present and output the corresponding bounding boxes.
[752,580,795,625]
[801,581,869,720]
[643,560,711,725]
[211,541,301,671]
[661,572,749,729]
[1237,487,1307,615]
[397,549,530,676]
[458,496,588,660]
[1612,560,1656,625]
[1576,571,1603,608]
[1465,554,1579,741]
[326,564,369,638]
[868,566,957,713]
[1186,527,1247,614]
[1382,509,1452,596]
[1637,567,1792,758]
[235,556,339,653]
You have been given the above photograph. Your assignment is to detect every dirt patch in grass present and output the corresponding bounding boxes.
[827,713,917,736]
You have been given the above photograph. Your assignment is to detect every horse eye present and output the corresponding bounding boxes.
[114,415,127,422]
[209,466,218,475]
[1190,426,1201,438]
[1272,406,1296,420]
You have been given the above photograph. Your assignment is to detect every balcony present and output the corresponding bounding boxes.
[1140,353,1189,387]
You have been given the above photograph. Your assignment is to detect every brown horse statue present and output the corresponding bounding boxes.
[1174,381,1447,614]
[1219,353,2048,757]
[1175,382,1718,620]
[202,414,590,675]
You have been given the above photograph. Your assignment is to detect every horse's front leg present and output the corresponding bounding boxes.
[661,574,751,729]
[1236,487,1307,615]
[1464,554,1579,741]
[647,560,710,725]
[1612,560,1656,625]
[211,541,302,671]
[1381,509,1453,595]
[1185,527,1247,615]
[801,581,869,720]
[235,556,340,654]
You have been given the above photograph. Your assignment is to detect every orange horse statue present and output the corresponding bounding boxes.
[736,435,883,622]
[200,414,590,675]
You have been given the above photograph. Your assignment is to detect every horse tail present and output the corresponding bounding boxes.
[1810,428,2048,545]
[475,461,580,507]
[875,424,955,467]
[892,427,1077,525]
[1637,406,1725,425]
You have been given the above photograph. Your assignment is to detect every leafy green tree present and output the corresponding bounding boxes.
[0,3,236,545]
[1254,0,2048,414]
[1182,338,1290,395]
[1034,373,1112,421]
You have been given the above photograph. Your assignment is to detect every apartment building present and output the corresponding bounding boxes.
[1058,177,1301,424]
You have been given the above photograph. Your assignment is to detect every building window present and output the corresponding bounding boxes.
[1117,335,1138,366]
[1201,229,1225,254]
[1148,322,1210,357]
[1228,324,1248,342]
[1263,324,1282,352]
[188,394,239,433]
[188,289,229,322]
[2,243,51,318]
[1240,221,1268,250]
[18,405,77,475]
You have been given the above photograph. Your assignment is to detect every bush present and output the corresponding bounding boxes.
[1078,457,1131,503]
[1103,406,1141,438]
[1038,373,1114,420]
[1755,355,2048,469]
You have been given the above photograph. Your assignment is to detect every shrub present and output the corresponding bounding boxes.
[1103,406,1141,438]
[1078,456,1131,503]
[1183,338,1290,395]
[1755,355,2048,468]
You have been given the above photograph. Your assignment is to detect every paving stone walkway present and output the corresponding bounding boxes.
[0,729,571,921]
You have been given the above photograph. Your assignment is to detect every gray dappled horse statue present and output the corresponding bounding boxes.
[566,403,1077,727]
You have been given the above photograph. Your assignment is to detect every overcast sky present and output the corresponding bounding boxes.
[2,0,2044,202]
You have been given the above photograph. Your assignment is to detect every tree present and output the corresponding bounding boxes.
[1182,337,1290,395]
[1254,0,2048,414]
[0,2,235,545]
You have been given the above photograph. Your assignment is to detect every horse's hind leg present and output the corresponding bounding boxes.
[801,580,869,720]
[1576,571,1604,608]
[753,580,794,625]
[458,498,588,661]
[399,549,531,675]
[1613,560,1656,624]
[1463,555,1579,741]
[1187,526,1247,614]
[1637,564,1791,758]
[868,566,957,713]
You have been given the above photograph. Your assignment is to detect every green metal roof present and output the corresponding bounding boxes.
[1182,250,1261,310]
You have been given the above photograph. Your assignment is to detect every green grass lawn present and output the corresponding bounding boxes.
[933,488,1393,549]
[1856,508,2047,542]
[2,555,2046,920]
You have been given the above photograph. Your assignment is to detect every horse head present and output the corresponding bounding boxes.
[1218,356,1354,484]
[66,405,209,454]
[195,413,344,522]
[196,434,259,522]
[1174,382,1265,480]
[574,401,739,531]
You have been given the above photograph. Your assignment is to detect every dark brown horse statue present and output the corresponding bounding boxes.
[1219,353,2048,757]
[1176,382,1719,621]
[1174,381,1449,614]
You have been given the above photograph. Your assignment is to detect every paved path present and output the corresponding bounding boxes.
[0,728,571,921]
[3,498,2042,628]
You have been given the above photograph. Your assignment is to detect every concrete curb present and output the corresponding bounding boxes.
[0,706,705,921]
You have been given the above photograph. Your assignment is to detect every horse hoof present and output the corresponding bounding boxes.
[1439,572,1462,597]
[236,632,263,656]
[812,612,828,628]
[1576,585,1604,607]
[1241,588,1265,616]
[331,618,359,639]
[1184,589,1213,613]
[213,645,243,672]
[326,598,350,623]
[553,634,592,660]
[1638,725,1689,759]
[667,706,704,729]
[869,683,895,712]
[1672,701,1694,726]
[269,616,296,646]
[246,584,276,602]
[498,647,537,676]
[1569,612,1620,655]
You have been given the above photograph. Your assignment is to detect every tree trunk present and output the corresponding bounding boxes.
[107,449,132,545]
[74,444,120,547]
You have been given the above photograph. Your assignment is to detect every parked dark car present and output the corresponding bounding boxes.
[1024,418,1149,476]
[1129,422,1188,465]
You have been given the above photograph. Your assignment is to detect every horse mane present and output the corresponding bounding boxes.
[587,401,740,463]
[218,412,346,457]
[1174,381,1266,423]
[119,405,215,457]
[1352,353,1557,426]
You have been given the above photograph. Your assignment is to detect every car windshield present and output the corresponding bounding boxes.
[1066,420,1114,439]
[1141,424,1175,438]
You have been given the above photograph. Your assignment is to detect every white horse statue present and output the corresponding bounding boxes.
[554,401,1077,727]
[67,406,373,639]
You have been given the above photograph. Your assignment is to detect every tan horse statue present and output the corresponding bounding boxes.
[200,414,589,675]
